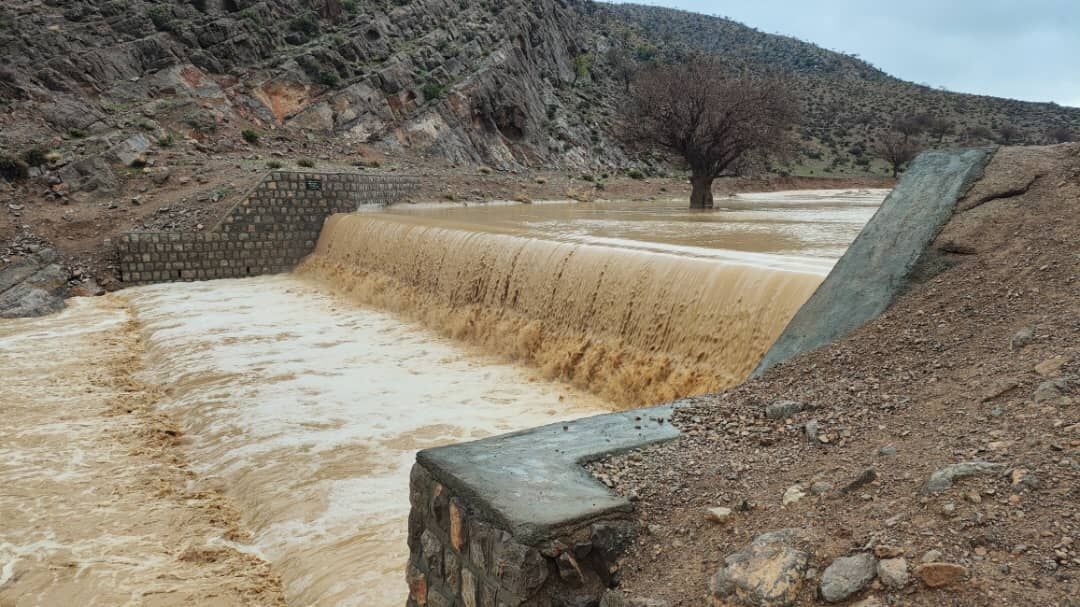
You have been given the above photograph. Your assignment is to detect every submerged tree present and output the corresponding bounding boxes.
[623,58,798,209]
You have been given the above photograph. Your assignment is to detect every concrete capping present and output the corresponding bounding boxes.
[416,403,681,546]
[753,147,995,375]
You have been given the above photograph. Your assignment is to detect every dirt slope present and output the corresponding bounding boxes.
[591,144,1080,606]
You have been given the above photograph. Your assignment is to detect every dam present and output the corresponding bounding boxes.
[0,188,887,606]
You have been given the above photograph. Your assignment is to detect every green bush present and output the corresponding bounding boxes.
[421,82,445,101]
[626,168,645,180]
[158,133,174,147]
[317,71,339,87]
[266,160,283,169]
[579,173,594,182]
[241,129,260,144]
[67,128,87,139]
[297,159,316,168]
[342,0,359,14]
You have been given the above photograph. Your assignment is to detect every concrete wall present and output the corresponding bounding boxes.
[753,148,994,375]
[116,171,418,284]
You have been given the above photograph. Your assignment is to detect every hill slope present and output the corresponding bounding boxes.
[2,0,1079,185]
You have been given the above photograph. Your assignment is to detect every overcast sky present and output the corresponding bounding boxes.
[610,1,1080,108]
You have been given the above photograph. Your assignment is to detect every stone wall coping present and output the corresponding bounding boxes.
[417,403,682,545]
[753,147,995,375]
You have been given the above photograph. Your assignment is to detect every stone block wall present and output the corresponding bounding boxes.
[407,463,635,607]
[116,171,419,284]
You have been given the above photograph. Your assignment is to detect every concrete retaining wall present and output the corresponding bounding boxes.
[116,171,418,284]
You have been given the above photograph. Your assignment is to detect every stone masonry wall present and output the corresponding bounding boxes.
[116,171,418,284]
[407,462,637,607]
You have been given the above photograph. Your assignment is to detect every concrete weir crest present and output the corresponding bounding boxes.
[405,148,997,607]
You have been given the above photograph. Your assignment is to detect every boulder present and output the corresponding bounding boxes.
[708,529,809,607]
[819,553,876,603]
[0,249,70,318]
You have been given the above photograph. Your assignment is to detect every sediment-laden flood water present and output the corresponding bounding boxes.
[1,189,887,606]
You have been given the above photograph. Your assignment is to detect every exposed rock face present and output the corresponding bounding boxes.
[708,529,809,607]
[0,249,70,318]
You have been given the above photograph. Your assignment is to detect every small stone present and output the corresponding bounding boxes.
[782,485,806,507]
[1010,468,1041,491]
[873,545,903,559]
[850,598,884,607]
[705,507,733,524]
[841,468,878,493]
[914,562,968,588]
[810,481,833,496]
[924,461,1004,493]
[803,420,820,443]
[877,557,909,588]
[1034,378,1073,403]
[1010,327,1035,350]
[878,445,897,457]
[1035,356,1069,377]
[920,550,943,564]
[820,553,877,602]
[766,400,806,420]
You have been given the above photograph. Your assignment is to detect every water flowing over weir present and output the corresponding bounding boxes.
[298,213,826,406]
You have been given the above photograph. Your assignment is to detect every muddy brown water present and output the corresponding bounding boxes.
[1,190,886,606]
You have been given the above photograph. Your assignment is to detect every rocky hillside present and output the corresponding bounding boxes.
[3,0,1079,190]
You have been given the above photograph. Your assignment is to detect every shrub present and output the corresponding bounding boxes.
[579,173,594,182]
[478,166,491,175]
[626,168,645,180]
[0,156,28,181]
[68,128,87,139]
[241,129,260,144]
[297,159,315,168]
[266,160,283,169]
[421,82,445,101]
[21,147,48,167]
[342,0,359,14]
[158,133,174,147]
[317,71,339,87]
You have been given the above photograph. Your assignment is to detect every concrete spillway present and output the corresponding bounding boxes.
[299,213,826,406]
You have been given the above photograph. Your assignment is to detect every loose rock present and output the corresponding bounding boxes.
[819,553,877,603]
[765,400,806,420]
[914,562,968,588]
[708,530,809,607]
[876,557,909,588]
[924,461,1004,493]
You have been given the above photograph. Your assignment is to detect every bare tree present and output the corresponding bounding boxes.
[606,47,636,92]
[996,124,1023,145]
[623,59,798,209]
[874,131,921,178]
[927,116,954,143]
[1047,125,1075,143]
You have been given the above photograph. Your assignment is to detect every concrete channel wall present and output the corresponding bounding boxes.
[403,148,997,607]
[115,171,419,284]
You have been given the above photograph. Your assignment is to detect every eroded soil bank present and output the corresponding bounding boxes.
[594,145,1080,606]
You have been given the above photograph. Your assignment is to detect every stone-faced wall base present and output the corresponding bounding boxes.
[115,171,419,285]
[406,405,680,606]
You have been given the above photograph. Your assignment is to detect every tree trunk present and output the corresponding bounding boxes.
[689,174,715,209]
